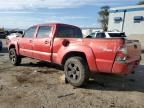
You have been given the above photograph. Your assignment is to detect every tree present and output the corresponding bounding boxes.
[98,6,110,31]
[138,0,144,5]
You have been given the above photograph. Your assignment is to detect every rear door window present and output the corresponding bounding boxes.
[37,26,52,38]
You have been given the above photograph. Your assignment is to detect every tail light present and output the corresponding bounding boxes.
[115,46,128,63]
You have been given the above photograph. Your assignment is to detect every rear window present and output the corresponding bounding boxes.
[57,26,83,38]
[108,33,126,38]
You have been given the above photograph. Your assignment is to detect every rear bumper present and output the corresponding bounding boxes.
[112,59,140,74]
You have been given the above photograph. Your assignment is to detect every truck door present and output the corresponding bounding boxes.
[33,26,53,61]
[18,26,37,57]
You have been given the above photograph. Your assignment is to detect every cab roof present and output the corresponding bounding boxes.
[32,23,80,28]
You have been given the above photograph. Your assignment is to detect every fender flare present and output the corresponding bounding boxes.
[57,45,98,72]
[8,42,20,55]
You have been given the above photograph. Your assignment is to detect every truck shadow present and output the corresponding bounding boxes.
[84,65,144,93]
[20,60,144,93]
[20,61,63,71]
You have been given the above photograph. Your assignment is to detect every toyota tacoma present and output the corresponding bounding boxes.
[8,23,141,87]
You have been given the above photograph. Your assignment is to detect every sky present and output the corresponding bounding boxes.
[0,0,141,29]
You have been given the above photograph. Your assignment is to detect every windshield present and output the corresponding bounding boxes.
[108,33,126,38]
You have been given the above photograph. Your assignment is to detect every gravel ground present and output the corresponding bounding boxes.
[0,39,144,108]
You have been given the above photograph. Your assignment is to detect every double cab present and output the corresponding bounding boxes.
[8,23,141,87]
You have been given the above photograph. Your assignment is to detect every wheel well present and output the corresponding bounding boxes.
[62,52,87,65]
[9,44,15,50]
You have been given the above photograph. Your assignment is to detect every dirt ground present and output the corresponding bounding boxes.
[0,39,144,108]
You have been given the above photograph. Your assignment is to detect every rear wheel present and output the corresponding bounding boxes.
[9,48,21,66]
[64,57,89,87]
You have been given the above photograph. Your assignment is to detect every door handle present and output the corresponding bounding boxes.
[29,40,33,43]
[45,40,49,44]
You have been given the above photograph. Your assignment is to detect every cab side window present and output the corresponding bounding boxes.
[37,26,52,38]
[57,26,82,38]
[24,27,37,38]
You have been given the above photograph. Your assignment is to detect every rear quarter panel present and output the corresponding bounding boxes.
[52,37,123,73]
[52,38,98,72]
[83,38,123,73]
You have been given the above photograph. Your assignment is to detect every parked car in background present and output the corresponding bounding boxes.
[0,40,2,51]
[86,31,127,38]
[0,31,6,39]
[8,23,141,87]
[6,33,22,39]
[6,32,23,45]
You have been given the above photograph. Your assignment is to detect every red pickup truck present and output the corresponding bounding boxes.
[8,23,141,87]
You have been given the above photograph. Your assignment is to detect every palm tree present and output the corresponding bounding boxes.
[138,0,144,5]
[98,6,110,31]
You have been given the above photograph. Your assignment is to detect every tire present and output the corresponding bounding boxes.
[9,48,22,66]
[64,57,89,87]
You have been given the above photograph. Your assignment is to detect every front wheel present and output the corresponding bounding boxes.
[9,48,22,66]
[64,57,89,87]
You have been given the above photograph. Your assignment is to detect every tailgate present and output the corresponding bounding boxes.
[126,40,141,62]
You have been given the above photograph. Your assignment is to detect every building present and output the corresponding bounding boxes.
[108,5,144,35]
[81,27,102,37]
[108,5,144,48]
